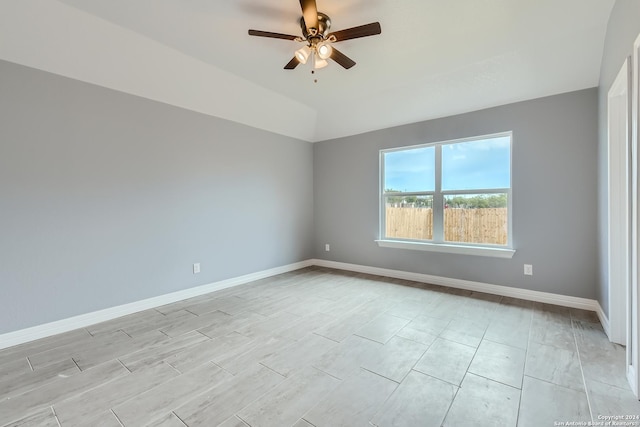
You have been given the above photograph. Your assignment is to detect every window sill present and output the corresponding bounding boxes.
[375,239,516,259]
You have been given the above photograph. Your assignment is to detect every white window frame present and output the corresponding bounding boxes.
[377,132,515,259]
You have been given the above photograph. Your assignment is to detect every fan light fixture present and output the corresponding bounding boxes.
[295,46,311,64]
[316,41,332,60]
[296,40,332,69]
[313,56,328,69]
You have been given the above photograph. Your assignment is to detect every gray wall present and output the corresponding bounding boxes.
[597,0,640,317]
[0,60,314,334]
[314,89,599,299]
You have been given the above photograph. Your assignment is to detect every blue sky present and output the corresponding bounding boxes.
[384,136,511,192]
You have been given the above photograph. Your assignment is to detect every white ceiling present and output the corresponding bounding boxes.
[0,0,615,142]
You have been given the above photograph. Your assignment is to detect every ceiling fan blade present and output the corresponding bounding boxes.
[299,0,319,32]
[248,29,298,40]
[284,57,300,70]
[330,47,356,69]
[328,22,381,42]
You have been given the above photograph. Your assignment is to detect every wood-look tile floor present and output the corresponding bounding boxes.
[2,266,639,426]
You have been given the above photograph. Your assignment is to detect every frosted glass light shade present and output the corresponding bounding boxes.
[295,46,311,64]
[314,55,328,69]
[316,41,333,60]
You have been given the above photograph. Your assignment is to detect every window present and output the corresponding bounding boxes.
[379,132,514,258]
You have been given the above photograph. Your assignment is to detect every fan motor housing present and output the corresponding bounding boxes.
[300,12,331,39]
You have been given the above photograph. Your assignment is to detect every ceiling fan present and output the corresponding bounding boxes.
[248,0,381,70]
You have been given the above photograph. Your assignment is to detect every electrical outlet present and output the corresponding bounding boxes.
[325,244,330,252]
[193,263,201,274]
[524,264,533,276]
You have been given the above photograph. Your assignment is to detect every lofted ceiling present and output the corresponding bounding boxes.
[0,0,615,142]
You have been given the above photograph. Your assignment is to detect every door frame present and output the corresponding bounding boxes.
[628,34,640,398]
[608,57,631,348]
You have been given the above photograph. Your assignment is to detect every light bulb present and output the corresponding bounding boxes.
[316,41,333,60]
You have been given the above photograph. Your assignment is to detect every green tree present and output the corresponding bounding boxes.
[445,194,507,208]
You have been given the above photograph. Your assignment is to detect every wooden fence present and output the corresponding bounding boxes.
[386,207,508,245]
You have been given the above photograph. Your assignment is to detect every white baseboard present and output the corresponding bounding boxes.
[0,260,313,350]
[312,259,602,312]
[596,301,611,338]
[0,257,608,350]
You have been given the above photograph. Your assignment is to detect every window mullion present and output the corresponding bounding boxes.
[433,144,444,243]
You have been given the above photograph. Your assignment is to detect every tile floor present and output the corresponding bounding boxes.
[1,266,639,426]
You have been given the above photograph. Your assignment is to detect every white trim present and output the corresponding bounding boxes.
[597,301,611,339]
[629,32,640,399]
[0,260,313,350]
[312,259,600,312]
[607,57,632,346]
[376,239,515,259]
[628,365,638,398]
[1,257,606,351]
